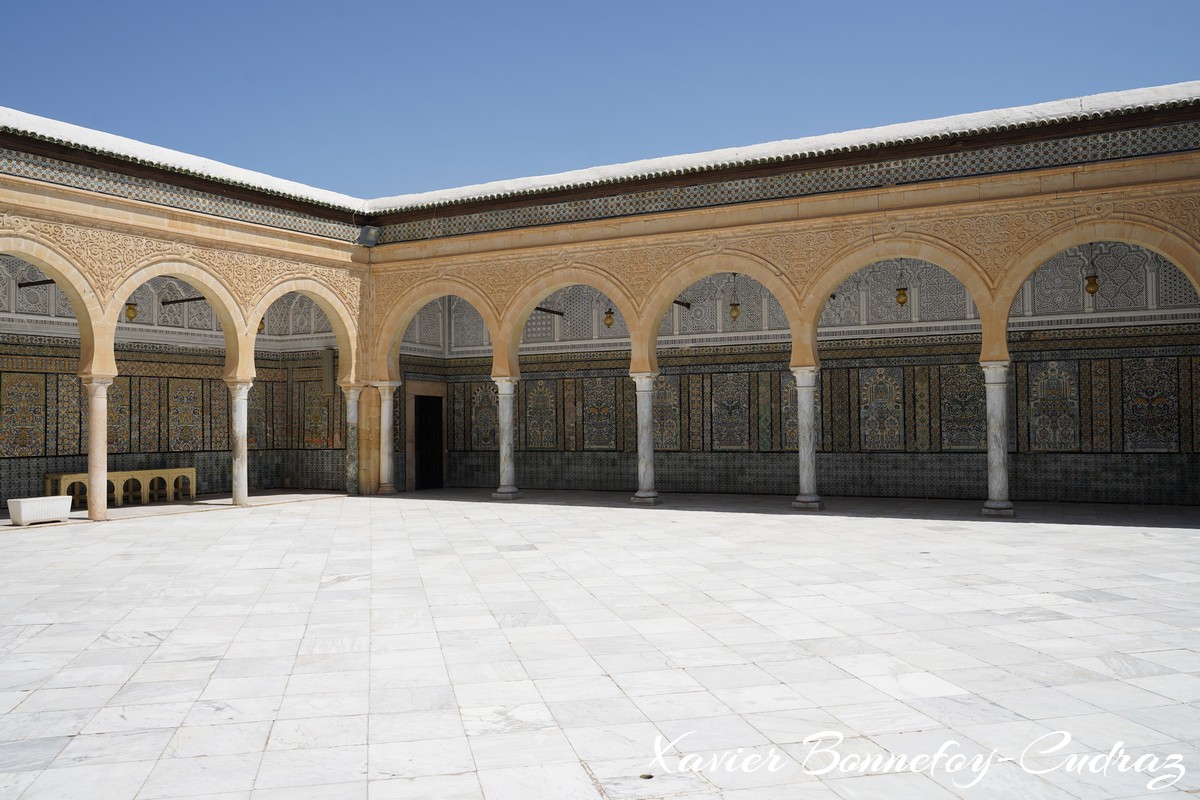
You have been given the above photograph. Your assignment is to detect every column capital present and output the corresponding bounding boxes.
[80,375,114,396]
[790,365,819,388]
[371,380,402,390]
[979,360,1011,385]
[494,376,518,395]
[629,372,658,391]
[224,378,254,400]
[342,386,364,401]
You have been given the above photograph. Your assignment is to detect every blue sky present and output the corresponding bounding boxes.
[6,1,1198,198]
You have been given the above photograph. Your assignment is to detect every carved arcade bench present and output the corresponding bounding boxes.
[44,467,197,508]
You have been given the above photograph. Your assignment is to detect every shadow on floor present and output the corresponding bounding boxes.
[4,488,1195,531]
[0,490,346,528]
[395,487,1200,529]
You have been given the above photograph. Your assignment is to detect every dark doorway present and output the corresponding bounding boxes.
[414,395,444,489]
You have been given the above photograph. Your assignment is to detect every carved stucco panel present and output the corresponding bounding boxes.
[15,216,362,322]
[734,227,872,291]
[585,243,708,309]
[374,268,440,320]
[908,209,1077,282]
[1114,195,1200,241]
[31,221,175,298]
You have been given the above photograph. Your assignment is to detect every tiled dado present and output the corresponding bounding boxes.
[3,121,1200,242]
[445,450,1200,504]
[0,448,346,508]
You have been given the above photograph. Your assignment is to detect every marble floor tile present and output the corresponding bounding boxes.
[467,729,577,769]
[367,736,474,780]
[268,715,368,750]
[0,736,70,772]
[138,752,262,798]
[52,728,173,767]
[475,762,603,800]
[20,759,156,800]
[0,492,1196,799]
[164,721,272,758]
[561,722,666,761]
[254,744,369,789]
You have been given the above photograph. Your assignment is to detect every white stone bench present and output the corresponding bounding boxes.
[8,496,73,526]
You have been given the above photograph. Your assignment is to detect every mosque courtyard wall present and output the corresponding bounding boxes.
[2,86,1200,515]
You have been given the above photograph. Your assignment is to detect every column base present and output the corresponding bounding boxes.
[378,484,397,496]
[791,495,824,511]
[982,500,1014,517]
[492,488,522,501]
[631,492,661,506]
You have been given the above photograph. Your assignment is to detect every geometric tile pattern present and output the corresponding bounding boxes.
[379,121,1200,242]
[0,337,348,505]
[3,121,1199,244]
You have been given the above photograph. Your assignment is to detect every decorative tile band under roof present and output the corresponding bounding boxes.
[2,82,1199,213]
[0,147,360,242]
[377,121,1200,242]
[4,121,1199,245]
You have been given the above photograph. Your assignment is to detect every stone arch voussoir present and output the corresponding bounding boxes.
[636,249,804,374]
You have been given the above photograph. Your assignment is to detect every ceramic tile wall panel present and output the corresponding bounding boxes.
[859,367,905,451]
[1123,357,1179,452]
[582,377,617,451]
[0,336,347,505]
[654,375,682,451]
[0,373,45,457]
[1029,361,1080,452]
[108,376,131,453]
[434,324,1197,502]
[939,365,986,451]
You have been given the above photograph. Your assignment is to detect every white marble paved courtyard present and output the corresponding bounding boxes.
[0,490,1197,800]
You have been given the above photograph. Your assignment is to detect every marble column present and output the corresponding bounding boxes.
[227,380,253,507]
[791,366,824,511]
[492,377,521,500]
[981,361,1014,517]
[343,386,362,496]
[82,377,112,522]
[373,381,401,494]
[630,373,660,505]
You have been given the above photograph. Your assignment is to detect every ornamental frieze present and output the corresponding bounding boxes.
[584,243,707,305]
[30,219,175,293]
[905,209,1077,283]
[1114,195,1200,241]
[731,227,873,290]
[373,267,441,319]
[1,212,363,323]
[447,258,556,310]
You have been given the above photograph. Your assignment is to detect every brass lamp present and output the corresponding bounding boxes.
[728,273,741,321]
[258,317,266,333]
[124,303,138,322]
[603,308,614,328]
[895,286,909,306]
[1084,242,1100,296]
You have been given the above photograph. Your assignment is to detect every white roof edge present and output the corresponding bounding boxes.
[0,108,366,212]
[2,81,1199,218]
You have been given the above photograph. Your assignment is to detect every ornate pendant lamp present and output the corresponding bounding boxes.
[1084,242,1100,296]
